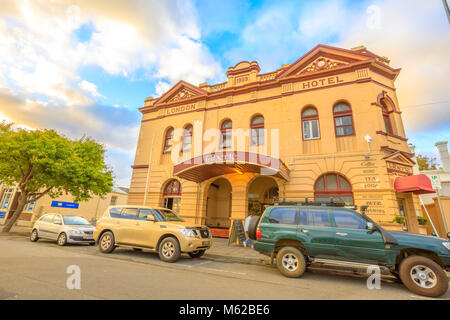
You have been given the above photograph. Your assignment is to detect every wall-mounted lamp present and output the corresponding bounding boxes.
[364,135,372,159]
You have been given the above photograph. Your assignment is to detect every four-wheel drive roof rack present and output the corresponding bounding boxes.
[272,197,360,210]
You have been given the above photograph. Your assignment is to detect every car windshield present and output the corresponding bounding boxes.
[154,209,184,222]
[62,215,90,225]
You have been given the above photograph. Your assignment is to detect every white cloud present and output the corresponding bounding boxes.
[78,80,103,98]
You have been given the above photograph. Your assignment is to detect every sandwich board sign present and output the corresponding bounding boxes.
[430,174,441,190]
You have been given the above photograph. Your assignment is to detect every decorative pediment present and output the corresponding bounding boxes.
[382,151,415,166]
[155,80,207,105]
[297,57,347,75]
[277,44,371,79]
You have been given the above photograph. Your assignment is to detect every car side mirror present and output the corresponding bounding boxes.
[367,222,376,231]
[146,215,155,222]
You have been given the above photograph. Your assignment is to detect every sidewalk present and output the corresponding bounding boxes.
[204,238,269,265]
[0,226,267,265]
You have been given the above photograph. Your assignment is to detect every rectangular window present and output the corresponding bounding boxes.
[335,116,354,136]
[0,188,14,210]
[303,120,320,140]
[251,128,264,145]
[268,207,297,225]
[182,136,192,152]
[110,196,118,206]
[307,209,331,227]
[24,195,36,211]
[109,207,122,218]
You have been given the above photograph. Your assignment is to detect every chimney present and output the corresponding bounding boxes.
[408,143,420,174]
[435,141,450,172]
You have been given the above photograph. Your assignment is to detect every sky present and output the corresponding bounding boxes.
[0,0,449,187]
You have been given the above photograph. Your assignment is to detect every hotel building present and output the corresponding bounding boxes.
[129,44,430,235]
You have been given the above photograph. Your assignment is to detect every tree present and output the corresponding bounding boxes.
[416,154,439,171]
[0,121,114,233]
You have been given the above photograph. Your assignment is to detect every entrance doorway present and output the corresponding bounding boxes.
[206,178,232,228]
[162,180,181,213]
[247,176,279,216]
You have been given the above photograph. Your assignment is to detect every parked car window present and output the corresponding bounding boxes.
[53,215,62,225]
[109,207,122,218]
[154,209,183,222]
[268,208,297,225]
[298,209,307,225]
[307,209,331,227]
[333,211,366,229]
[62,215,90,225]
[121,208,139,219]
[40,214,54,222]
[138,209,160,221]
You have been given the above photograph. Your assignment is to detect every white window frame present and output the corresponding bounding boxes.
[302,119,320,140]
[0,188,15,210]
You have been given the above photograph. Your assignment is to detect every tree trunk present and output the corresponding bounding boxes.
[1,194,28,233]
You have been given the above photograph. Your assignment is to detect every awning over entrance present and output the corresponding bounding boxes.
[173,151,290,183]
[394,174,436,194]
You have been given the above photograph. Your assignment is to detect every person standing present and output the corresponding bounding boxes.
[244,213,253,248]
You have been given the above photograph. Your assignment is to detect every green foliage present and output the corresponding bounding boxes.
[417,216,429,225]
[0,122,114,231]
[393,216,406,224]
[416,154,439,171]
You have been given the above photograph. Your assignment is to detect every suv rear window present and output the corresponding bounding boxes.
[109,207,122,218]
[307,209,331,227]
[268,208,297,225]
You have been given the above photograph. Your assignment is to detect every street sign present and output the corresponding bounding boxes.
[430,174,441,190]
[51,201,79,209]
[0,212,4,218]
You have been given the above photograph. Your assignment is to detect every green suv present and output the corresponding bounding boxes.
[248,204,450,297]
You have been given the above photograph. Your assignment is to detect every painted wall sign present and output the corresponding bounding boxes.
[430,174,441,190]
[165,103,196,115]
[0,212,4,218]
[51,201,79,209]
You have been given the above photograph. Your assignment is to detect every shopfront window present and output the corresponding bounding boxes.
[333,102,354,136]
[0,188,14,210]
[182,124,193,152]
[302,107,320,140]
[250,115,264,145]
[220,120,232,149]
[314,173,353,205]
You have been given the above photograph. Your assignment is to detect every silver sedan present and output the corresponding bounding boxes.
[30,213,95,246]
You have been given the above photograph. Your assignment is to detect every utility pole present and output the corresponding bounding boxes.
[444,0,450,24]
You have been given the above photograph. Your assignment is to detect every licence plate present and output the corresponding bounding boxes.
[83,235,93,240]
[202,241,209,246]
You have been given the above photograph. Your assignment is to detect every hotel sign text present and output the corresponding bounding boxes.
[301,76,345,90]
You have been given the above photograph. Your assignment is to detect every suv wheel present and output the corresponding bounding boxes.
[30,229,39,242]
[99,231,116,253]
[159,237,181,263]
[276,246,307,278]
[188,250,205,258]
[248,216,261,240]
[399,255,448,297]
[57,233,67,246]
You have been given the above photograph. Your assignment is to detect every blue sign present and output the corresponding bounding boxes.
[0,212,4,218]
[51,201,79,209]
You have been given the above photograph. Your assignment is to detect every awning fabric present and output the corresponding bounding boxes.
[173,151,290,183]
[394,174,435,194]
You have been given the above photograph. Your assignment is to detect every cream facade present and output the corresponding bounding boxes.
[0,185,128,227]
[129,44,423,234]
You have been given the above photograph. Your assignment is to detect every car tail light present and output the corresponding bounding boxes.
[256,227,262,239]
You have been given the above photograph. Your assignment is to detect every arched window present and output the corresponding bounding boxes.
[250,115,264,145]
[314,173,353,205]
[381,100,394,135]
[182,124,193,152]
[163,179,181,213]
[163,127,174,153]
[220,120,232,149]
[301,107,320,140]
[333,102,354,137]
